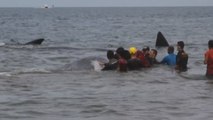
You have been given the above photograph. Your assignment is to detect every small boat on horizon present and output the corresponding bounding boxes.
[42,4,54,9]
[44,5,48,8]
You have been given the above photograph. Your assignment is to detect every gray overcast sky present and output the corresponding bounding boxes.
[0,0,213,7]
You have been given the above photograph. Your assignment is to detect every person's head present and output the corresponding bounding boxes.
[150,49,158,58]
[107,50,114,60]
[129,47,137,56]
[119,50,131,60]
[124,50,131,60]
[114,54,119,60]
[119,50,125,59]
[167,46,174,54]
[177,41,184,51]
[116,47,124,55]
[208,40,213,49]
[142,46,150,54]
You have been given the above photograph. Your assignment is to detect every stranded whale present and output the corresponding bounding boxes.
[24,38,45,45]
[1,38,45,46]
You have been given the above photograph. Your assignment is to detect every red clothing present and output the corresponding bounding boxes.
[118,58,128,72]
[135,51,150,67]
[205,49,213,75]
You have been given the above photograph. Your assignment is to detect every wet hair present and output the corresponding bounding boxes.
[107,50,114,60]
[151,49,158,56]
[114,54,119,60]
[119,50,126,59]
[167,46,174,54]
[124,50,131,60]
[177,41,184,49]
[142,46,150,52]
[116,47,124,55]
[208,40,213,49]
[120,50,131,60]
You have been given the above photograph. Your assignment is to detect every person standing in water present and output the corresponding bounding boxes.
[141,46,151,67]
[128,47,143,70]
[176,41,188,72]
[118,50,129,72]
[102,50,118,71]
[106,50,117,64]
[149,49,159,65]
[204,40,213,77]
[161,46,176,66]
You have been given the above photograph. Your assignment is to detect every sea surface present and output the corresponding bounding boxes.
[0,7,213,120]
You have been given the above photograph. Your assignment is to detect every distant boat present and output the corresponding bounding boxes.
[42,4,54,9]
[43,4,49,8]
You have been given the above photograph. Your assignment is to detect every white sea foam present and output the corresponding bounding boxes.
[0,72,12,77]
[15,68,51,74]
[91,60,104,72]
[0,42,5,46]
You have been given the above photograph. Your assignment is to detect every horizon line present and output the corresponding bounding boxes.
[0,5,213,8]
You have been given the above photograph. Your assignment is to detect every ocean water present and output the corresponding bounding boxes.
[0,7,213,120]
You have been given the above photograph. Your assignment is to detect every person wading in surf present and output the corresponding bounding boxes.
[127,47,142,70]
[141,46,151,67]
[204,40,213,78]
[175,41,188,72]
[149,49,159,66]
[118,50,130,72]
[101,50,118,70]
[161,46,176,66]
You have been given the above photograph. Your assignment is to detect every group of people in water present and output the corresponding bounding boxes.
[100,40,213,78]
[101,41,189,73]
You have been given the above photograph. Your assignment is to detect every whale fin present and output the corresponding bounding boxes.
[155,32,169,47]
[24,38,44,45]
